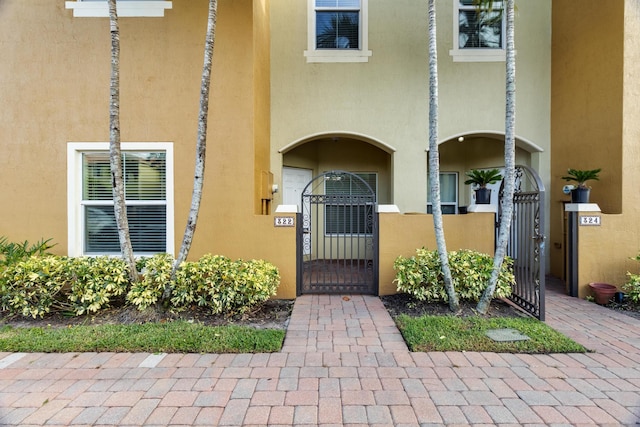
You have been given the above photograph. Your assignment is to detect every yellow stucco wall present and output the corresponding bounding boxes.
[0,0,254,252]
[253,0,272,215]
[550,1,635,293]
[574,214,640,298]
[551,0,640,298]
[378,212,496,295]
[0,0,549,301]
[0,0,296,290]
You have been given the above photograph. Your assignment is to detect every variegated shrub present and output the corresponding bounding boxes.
[394,248,514,302]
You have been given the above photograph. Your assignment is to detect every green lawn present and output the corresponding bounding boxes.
[0,310,588,355]
[0,322,285,353]
[395,314,587,353]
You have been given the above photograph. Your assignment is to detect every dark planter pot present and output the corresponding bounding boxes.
[571,187,591,203]
[588,282,617,305]
[475,188,492,204]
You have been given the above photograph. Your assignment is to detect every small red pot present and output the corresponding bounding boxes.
[588,282,618,305]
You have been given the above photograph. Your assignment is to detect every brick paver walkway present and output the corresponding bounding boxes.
[1,279,640,426]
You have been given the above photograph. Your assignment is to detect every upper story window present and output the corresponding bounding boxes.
[305,0,372,63]
[65,0,173,18]
[450,1,505,62]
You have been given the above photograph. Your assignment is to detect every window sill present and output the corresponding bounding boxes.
[449,49,507,63]
[304,49,372,63]
[65,1,172,17]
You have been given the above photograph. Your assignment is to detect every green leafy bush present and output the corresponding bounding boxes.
[0,236,55,268]
[1,251,280,319]
[171,254,280,316]
[1,256,130,318]
[67,257,129,315]
[393,248,514,302]
[127,254,174,310]
[0,256,70,318]
[623,252,640,303]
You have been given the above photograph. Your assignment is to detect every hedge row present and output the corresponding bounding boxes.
[0,254,279,319]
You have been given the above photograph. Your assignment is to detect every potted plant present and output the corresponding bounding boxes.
[464,168,503,204]
[562,168,601,203]
[588,282,618,305]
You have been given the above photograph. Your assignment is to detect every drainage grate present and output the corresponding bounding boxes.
[485,328,530,342]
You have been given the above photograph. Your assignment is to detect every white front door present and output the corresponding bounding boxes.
[282,167,313,209]
[283,167,313,256]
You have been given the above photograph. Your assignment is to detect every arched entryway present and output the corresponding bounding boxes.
[279,133,392,295]
[296,171,378,295]
[430,132,542,213]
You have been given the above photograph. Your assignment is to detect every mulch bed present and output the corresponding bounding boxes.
[3,292,639,331]
[0,299,295,330]
[380,293,530,319]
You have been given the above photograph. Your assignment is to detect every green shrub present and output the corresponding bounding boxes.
[0,255,130,317]
[393,248,514,302]
[623,252,640,303]
[172,254,280,316]
[0,256,70,318]
[127,254,174,310]
[67,257,129,315]
[172,254,231,312]
[0,236,55,268]
[1,251,280,319]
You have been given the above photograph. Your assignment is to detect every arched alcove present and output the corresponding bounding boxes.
[280,133,394,208]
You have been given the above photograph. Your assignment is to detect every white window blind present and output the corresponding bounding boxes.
[82,152,167,254]
[305,0,371,63]
[450,1,505,62]
[315,0,360,50]
[325,173,376,235]
[458,0,503,49]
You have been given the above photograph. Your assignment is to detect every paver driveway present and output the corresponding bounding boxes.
[1,278,639,426]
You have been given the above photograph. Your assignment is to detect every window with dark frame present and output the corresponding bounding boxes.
[315,0,361,50]
[457,0,503,49]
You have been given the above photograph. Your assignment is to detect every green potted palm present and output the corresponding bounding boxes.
[562,168,601,203]
[464,168,503,204]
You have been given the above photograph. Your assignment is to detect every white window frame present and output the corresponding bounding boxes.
[67,142,174,257]
[304,0,372,63]
[449,1,506,62]
[427,172,459,214]
[65,0,172,18]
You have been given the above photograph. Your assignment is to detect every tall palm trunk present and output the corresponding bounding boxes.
[165,0,218,300]
[428,0,459,312]
[477,0,516,314]
[107,0,138,282]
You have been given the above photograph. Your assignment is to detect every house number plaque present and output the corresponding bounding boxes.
[274,216,295,227]
[579,215,601,226]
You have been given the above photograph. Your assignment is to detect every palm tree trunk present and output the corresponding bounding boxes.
[165,0,218,300]
[477,0,516,314]
[107,0,138,282]
[428,0,459,312]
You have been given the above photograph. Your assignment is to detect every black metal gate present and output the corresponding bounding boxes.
[296,171,378,295]
[498,165,546,320]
